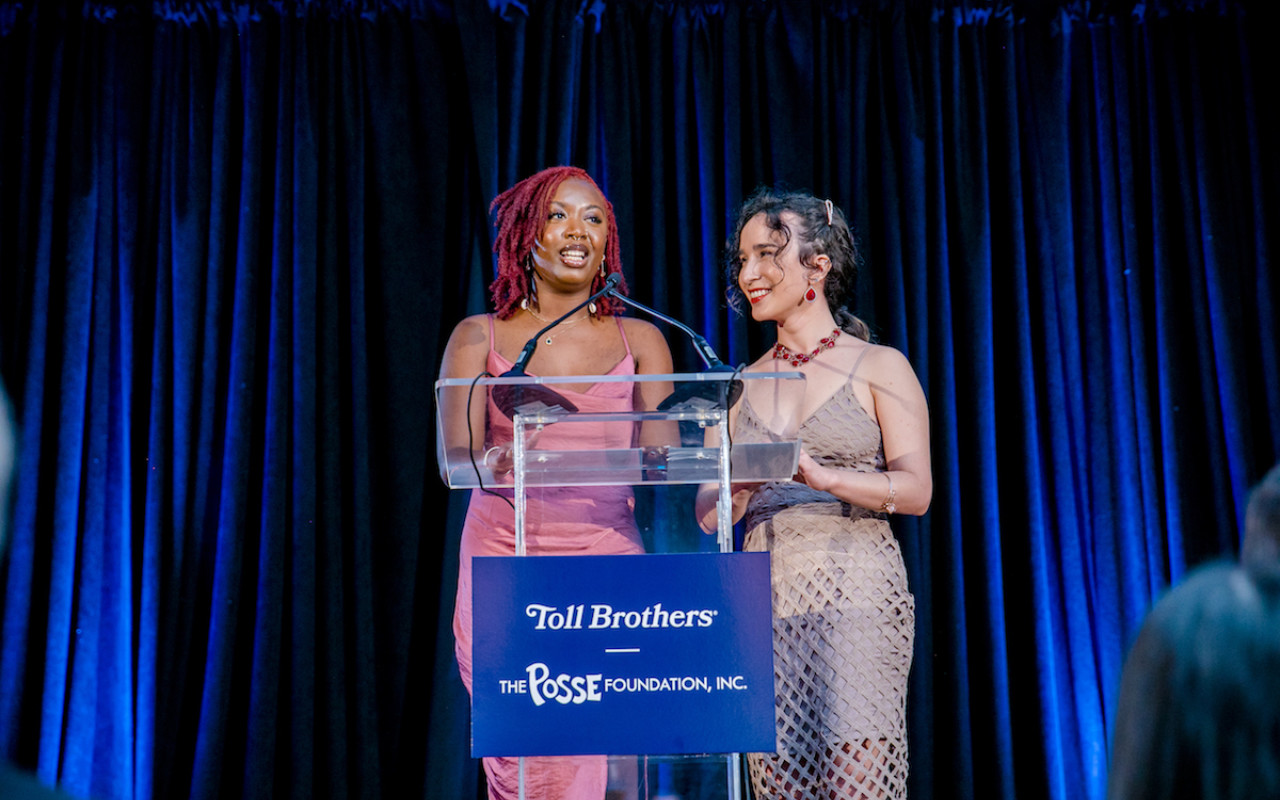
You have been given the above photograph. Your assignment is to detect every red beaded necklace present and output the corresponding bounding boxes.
[772,328,842,367]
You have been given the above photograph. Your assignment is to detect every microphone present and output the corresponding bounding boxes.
[602,287,743,411]
[491,274,623,419]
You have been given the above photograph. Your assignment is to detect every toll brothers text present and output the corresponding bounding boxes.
[525,602,717,631]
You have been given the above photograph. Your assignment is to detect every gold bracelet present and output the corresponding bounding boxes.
[880,472,897,514]
[482,446,502,469]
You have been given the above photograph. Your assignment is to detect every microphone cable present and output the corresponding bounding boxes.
[465,370,515,512]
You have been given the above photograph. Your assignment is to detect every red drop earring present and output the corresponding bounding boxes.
[804,286,818,303]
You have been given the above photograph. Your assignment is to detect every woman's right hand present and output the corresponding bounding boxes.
[695,481,758,534]
[481,444,514,476]
[480,427,544,479]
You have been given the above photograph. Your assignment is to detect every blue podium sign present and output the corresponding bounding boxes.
[471,552,776,757]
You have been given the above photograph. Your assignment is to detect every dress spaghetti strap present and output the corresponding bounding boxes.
[615,315,632,357]
[848,340,874,379]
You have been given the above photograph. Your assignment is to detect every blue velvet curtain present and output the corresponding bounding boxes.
[0,1,1275,799]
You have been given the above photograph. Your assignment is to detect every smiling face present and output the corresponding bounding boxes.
[529,177,609,294]
[736,212,817,322]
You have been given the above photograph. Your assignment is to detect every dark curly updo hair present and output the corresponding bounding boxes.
[488,166,629,320]
[726,188,871,342]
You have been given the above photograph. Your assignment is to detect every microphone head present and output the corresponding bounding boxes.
[604,272,622,289]
[491,369,580,419]
[657,365,743,412]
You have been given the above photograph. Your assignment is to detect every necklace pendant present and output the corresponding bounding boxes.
[545,336,554,345]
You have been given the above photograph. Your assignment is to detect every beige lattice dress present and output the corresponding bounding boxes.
[738,377,915,800]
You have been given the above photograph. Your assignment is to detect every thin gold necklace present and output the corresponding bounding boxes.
[525,307,591,345]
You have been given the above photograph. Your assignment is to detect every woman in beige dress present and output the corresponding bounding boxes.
[698,189,931,799]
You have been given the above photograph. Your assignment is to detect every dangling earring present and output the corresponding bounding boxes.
[520,254,533,310]
[524,270,539,310]
[805,285,818,303]
[589,261,606,316]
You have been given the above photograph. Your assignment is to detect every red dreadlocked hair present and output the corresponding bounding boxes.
[488,166,630,319]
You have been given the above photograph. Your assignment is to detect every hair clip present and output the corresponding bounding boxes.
[824,199,834,225]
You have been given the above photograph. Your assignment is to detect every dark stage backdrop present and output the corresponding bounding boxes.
[0,1,1275,798]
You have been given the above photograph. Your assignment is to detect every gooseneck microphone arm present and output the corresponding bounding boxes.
[603,285,742,410]
[509,273,623,375]
[602,289,726,369]
[491,273,623,419]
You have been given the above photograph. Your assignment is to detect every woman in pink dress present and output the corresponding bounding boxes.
[438,167,673,799]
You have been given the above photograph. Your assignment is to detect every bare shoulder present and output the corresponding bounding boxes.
[859,342,913,373]
[858,342,925,396]
[441,314,492,377]
[449,312,490,336]
[619,316,674,372]
[620,317,671,352]
[619,316,664,340]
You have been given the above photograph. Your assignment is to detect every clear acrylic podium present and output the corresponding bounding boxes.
[436,370,806,800]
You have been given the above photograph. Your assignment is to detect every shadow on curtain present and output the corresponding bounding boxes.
[0,1,1276,799]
